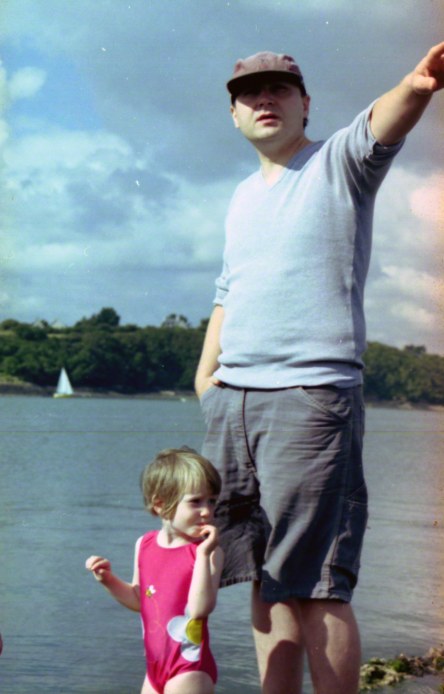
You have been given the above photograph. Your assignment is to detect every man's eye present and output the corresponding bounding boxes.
[241,88,259,98]
[272,84,289,93]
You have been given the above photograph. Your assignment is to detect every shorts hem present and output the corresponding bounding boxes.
[260,587,354,604]
[220,572,259,588]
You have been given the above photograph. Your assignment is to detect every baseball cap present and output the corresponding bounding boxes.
[227,52,306,99]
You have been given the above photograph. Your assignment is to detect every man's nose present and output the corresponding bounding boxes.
[257,88,274,105]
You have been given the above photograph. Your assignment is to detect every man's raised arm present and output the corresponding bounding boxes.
[370,41,444,145]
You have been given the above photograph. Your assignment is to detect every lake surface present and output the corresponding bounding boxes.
[1,396,443,693]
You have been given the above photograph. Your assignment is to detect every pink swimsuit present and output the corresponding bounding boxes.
[138,531,217,693]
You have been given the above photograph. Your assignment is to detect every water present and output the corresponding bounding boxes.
[1,396,443,693]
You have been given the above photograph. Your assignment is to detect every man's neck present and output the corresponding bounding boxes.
[257,135,312,185]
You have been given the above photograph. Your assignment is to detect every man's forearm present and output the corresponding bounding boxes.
[370,80,431,145]
[195,305,224,396]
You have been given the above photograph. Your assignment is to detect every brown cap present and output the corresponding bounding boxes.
[227,52,306,99]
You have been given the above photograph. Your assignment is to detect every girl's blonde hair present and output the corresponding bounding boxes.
[141,447,221,520]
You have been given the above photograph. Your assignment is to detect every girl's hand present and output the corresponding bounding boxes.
[85,555,112,582]
[196,524,219,556]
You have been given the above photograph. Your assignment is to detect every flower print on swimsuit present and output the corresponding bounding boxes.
[143,582,162,636]
[167,607,204,662]
[145,584,156,597]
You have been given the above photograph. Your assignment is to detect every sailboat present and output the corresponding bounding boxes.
[53,368,74,398]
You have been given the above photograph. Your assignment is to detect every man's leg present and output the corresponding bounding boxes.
[252,581,305,694]
[299,599,361,694]
[252,587,361,694]
[246,386,365,692]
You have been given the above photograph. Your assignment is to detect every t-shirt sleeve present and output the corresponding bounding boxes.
[213,258,229,305]
[324,101,405,194]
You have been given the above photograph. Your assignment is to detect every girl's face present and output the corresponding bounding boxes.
[168,483,218,542]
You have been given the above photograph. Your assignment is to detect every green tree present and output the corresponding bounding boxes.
[0,319,22,331]
[364,342,412,401]
[74,307,120,331]
[15,325,48,341]
[70,332,126,387]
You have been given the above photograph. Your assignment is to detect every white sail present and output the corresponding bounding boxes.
[54,368,74,398]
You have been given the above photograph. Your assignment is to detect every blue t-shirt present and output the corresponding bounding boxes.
[213,104,404,388]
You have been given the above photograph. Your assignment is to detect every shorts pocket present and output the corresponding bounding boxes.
[291,386,353,423]
[199,384,219,406]
[332,483,368,575]
[199,384,221,426]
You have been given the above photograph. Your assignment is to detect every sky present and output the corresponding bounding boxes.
[0,0,443,354]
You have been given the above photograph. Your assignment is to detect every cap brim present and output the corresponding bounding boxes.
[227,70,305,97]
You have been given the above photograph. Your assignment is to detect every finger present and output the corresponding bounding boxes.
[200,524,215,535]
[85,556,100,570]
[412,74,439,94]
[86,556,108,572]
[428,42,444,58]
[199,526,218,544]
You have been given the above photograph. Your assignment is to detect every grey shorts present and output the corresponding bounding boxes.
[200,384,367,603]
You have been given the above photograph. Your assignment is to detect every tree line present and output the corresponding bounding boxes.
[0,308,443,404]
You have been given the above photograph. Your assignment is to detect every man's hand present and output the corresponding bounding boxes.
[195,375,221,400]
[407,41,444,95]
[371,41,444,144]
[194,305,224,398]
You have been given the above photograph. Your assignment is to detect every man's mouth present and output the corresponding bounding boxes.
[256,112,279,123]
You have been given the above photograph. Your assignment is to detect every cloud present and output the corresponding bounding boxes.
[8,66,46,101]
[365,166,444,353]
[4,122,231,264]
[0,63,10,147]
[0,0,443,351]
[379,265,442,316]
[410,174,444,225]
[372,166,443,271]
[3,0,443,177]
[0,63,46,152]
[1,104,232,325]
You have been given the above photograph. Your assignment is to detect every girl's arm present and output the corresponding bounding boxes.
[85,537,142,613]
[186,525,224,619]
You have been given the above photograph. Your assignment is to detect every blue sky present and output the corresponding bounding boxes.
[1,0,443,354]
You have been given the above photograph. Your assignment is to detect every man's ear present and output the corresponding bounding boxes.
[302,94,311,119]
[230,104,240,129]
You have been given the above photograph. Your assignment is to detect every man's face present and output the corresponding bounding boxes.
[230,80,310,147]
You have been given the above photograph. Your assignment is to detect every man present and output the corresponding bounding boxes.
[195,45,444,694]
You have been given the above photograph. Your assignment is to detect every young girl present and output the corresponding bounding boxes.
[86,448,224,694]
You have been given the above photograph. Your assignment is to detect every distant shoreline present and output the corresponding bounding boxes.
[0,381,195,400]
[1,380,443,411]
